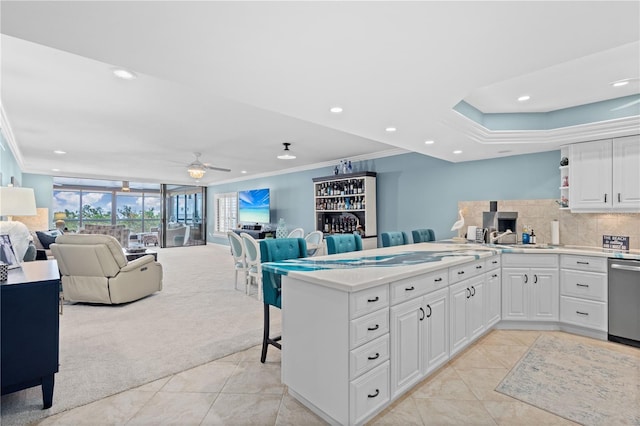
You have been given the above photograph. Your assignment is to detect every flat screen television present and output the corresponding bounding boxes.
[238,188,271,224]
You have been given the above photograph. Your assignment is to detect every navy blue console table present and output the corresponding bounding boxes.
[1,260,60,408]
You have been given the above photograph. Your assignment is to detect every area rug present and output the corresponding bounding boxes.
[496,334,640,425]
[0,243,274,426]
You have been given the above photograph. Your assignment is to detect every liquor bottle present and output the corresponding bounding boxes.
[342,160,348,174]
[347,160,353,173]
[530,229,537,244]
[324,218,329,233]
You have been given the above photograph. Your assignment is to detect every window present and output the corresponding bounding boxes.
[53,185,161,232]
[215,192,237,235]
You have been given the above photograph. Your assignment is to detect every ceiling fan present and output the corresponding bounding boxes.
[186,152,231,179]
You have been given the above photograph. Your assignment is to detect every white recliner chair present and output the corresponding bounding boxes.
[51,234,162,304]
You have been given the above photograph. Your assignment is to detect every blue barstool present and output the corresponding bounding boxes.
[259,237,308,363]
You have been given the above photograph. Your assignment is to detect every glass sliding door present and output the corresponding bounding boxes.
[161,184,206,248]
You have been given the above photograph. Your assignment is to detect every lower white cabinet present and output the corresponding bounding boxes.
[485,269,501,328]
[350,361,390,425]
[390,287,449,398]
[559,254,607,332]
[449,274,485,357]
[502,254,559,322]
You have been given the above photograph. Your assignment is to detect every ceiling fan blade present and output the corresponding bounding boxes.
[204,165,231,172]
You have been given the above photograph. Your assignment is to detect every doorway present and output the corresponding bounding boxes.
[161,184,206,248]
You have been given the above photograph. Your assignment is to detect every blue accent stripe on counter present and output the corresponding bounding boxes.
[262,249,496,275]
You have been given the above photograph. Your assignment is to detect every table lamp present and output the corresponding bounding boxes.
[53,212,66,231]
[0,187,37,220]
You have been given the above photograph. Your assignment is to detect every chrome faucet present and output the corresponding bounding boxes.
[490,229,513,243]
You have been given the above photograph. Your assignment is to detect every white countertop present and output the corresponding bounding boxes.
[262,241,640,293]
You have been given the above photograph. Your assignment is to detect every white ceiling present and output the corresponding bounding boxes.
[1,1,639,186]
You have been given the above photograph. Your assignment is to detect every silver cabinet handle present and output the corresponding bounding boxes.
[611,264,640,272]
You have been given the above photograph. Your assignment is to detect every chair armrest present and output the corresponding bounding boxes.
[121,254,156,272]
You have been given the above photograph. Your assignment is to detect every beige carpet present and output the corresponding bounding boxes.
[1,243,274,426]
[496,334,640,425]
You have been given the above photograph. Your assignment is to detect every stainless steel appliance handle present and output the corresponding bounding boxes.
[611,264,640,272]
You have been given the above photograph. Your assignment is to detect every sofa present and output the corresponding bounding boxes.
[78,224,131,247]
[30,230,60,260]
[51,234,162,304]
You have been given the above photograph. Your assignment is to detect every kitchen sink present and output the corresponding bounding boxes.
[500,244,557,249]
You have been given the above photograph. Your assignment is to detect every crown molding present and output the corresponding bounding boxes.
[446,110,640,146]
[0,104,25,169]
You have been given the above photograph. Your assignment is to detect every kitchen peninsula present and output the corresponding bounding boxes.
[261,242,640,426]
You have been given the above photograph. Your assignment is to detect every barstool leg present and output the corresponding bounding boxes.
[261,303,270,363]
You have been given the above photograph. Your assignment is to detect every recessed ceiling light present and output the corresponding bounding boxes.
[385,127,397,132]
[53,150,66,155]
[52,168,60,172]
[241,170,247,174]
[453,150,463,154]
[612,80,629,87]
[330,106,343,113]
[113,68,137,80]
[517,95,531,102]
[424,140,435,145]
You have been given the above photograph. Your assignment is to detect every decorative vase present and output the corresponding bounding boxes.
[276,218,288,238]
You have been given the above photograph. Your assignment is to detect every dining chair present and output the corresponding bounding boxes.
[287,228,304,238]
[325,233,363,255]
[412,228,436,243]
[241,232,262,301]
[304,230,324,256]
[259,237,307,363]
[381,231,410,247]
[227,231,249,293]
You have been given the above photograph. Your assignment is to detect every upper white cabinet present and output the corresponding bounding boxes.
[570,135,640,212]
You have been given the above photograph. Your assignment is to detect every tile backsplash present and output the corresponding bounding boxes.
[458,199,640,250]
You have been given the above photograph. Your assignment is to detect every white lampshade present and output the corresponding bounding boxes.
[0,186,37,217]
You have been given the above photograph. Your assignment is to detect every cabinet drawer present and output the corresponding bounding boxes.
[560,270,607,301]
[560,296,607,331]
[350,361,390,425]
[560,255,607,273]
[485,255,501,271]
[350,334,389,380]
[350,308,389,349]
[390,271,448,305]
[502,253,559,268]
[350,285,389,319]
[449,259,485,284]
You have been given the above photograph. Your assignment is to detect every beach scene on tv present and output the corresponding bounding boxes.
[238,188,270,224]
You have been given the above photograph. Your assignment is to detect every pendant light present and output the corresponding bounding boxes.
[122,181,130,192]
[277,142,296,160]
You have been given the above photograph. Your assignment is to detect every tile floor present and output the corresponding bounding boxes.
[37,329,604,425]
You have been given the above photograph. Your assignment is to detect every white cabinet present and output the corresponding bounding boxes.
[484,256,501,328]
[502,254,559,322]
[570,135,640,212]
[449,274,485,357]
[313,172,377,238]
[390,298,422,396]
[390,287,449,398]
[560,255,608,332]
[421,288,449,375]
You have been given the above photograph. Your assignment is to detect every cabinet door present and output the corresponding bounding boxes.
[613,135,640,211]
[390,298,422,397]
[449,281,469,356]
[467,276,485,342]
[422,288,449,375]
[485,270,501,328]
[530,268,559,321]
[502,268,528,320]
[570,140,612,210]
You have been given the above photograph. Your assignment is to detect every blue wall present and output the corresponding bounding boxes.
[208,150,560,245]
[0,131,21,187]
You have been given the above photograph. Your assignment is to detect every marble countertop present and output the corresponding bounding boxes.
[262,241,640,293]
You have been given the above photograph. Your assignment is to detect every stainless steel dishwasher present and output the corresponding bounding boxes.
[608,258,640,348]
